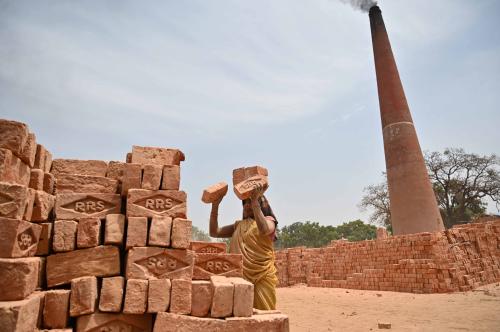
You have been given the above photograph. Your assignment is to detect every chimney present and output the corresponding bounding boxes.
[369,6,444,235]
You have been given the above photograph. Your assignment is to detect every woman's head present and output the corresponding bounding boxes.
[242,195,277,223]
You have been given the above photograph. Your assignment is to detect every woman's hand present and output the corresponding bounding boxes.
[250,182,265,202]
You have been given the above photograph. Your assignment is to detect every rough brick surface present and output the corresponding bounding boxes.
[34,144,48,170]
[127,189,187,219]
[190,241,227,254]
[0,181,29,220]
[0,119,29,155]
[99,276,125,313]
[105,161,126,181]
[0,217,42,258]
[126,216,148,249]
[51,159,108,177]
[234,175,268,200]
[193,253,243,280]
[76,312,153,332]
[19,132,37,167]
[126,247,194,280]
[170,279,192,315]
[225,314,290,331]
[191,280,212,317]
[148,279,171,313]
[0,257,40,301]
[29,169,45,190]
[229,277,254,317]
[43,172,55,194]
[210,276,234,318]
[131,146,185,166]
[55,174,118,194]
[104,214,125,245]
[46,246,120,287]
[53,220,77,252]
[55,193,121,220]
[153,312,226,332]
[142,164,163,190]
[121,163,142,196]
[70,276,98,317]
[43,290,71,329]
[171,218,192,249]
[201,182,228,203]
[123,279,148,314]
[161,165,180,190]
[0,292,43,332]
[36,222,53,256]
[149,216,172,247]
[31,190,56,222]
[77,218,101,248]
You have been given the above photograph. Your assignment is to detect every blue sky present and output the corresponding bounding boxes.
[1,0,499,232]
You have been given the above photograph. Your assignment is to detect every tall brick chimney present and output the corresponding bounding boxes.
[369,6,444,235]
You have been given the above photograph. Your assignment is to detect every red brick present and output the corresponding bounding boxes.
[121,163,142,196]
[29,169,44,190]
[153,312,226,332]
[126,216,148,250]
[190,241,226,254]
[193,253,243,280]
[70,276,98,317]
[169,279,191,315]
[19,132,37,167]
[142,164,163,190]
[0,181,29,220]
[43,290,70,329]
[191,280,212,317]
[228,277,253,317]
[210,276,233,318]
[148,279,171,313]
[36,222,53,256]
[55,174,118,194]
[104,214,125,245]
[0,257,41,301]
[161,165,180,190]
[171,218,192,249]
[55,193,121,220]
[123,279,148,314]
[127,189,187,219]
[76,313,153,332]
[201,182,228,203]
[0,119,29,156]
[43,172,55,194]
[53,220,77,252]
[131,146,185,166]
[126,247,194,280]
[0,292,43,332]
[34,144,48,170]
[0,217,42,258]
[50,159,107,177]
[148,216,172,247]
[99,276,124,313]
[233,175,268,200]
[77,218,101,248]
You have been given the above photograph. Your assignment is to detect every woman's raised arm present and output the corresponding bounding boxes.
[209,197,235,238]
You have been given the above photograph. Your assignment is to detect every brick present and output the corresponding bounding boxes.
[190,241,226,254]
[55,174,118,194]
[20,132,37,167]
[46,246,120,287]
[127,189,187,219]
[43,172,55,194]
[131,145,185,166]
[194,253,243,280]
[77,217,101,248]
[51,159,108,177]
[0,257,41,300]
[44,150,52,173]
[37,256,47,290]
[232,167,246,186]
[161,165,180,190]
[0,181,29,219]
[228,277,254,317]
[225,314,290,331]
[43,290,70,329]
[0,119,29,155]
[34,144,48,170]
[18,158,31,186]
[142,164,163,190]
[53,220,77,252]
[232,166,268,186]
[148,279,171,313]
[23,188,36,220]
[149,216,172,247]
[126,216,148,249]
[0,292,43,332]
[104,214,125,245]
[170,279,191,315]
[0,148,14,182]
[36,222,53,256]
[0,217,42,258]
[123,279,148,314]
[126,247,194,280]
[201,182,228,203]
[126,152,132,163]
[76,312,153,332]
[171,218,192,249]
[191,280,212,317]
[31,190,56,222]
[55,193,121,220]
[70,276,98,317]
[99,276,125,313]
[153,312,226,332]
[30,169,45,190]
[233,175,268,200]
[210,276,234,318]
[106,161,126,180]
[121,163,142,196]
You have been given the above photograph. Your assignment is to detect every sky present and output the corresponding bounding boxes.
[1,0,499,233]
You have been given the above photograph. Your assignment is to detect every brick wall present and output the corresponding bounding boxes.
[275,220,500,293]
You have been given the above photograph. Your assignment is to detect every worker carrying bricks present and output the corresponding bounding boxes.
[204,166,278,310]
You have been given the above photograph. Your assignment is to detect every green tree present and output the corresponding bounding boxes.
[335,220,377,242]
[191,226,212,241]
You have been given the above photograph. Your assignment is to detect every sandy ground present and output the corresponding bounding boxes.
[276,283,500,332]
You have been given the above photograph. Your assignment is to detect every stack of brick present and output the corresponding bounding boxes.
[0,119,289,331]
[275,220,500,294]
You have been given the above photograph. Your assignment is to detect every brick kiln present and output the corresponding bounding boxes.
[0,119,289,331]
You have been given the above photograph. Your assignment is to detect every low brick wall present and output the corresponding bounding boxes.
[275,220,500,293]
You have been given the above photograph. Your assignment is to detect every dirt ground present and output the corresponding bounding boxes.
[276,283,500,332]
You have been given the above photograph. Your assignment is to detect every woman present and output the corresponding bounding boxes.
[209,183,278,310]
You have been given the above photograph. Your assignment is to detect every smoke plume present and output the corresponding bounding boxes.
[340,0,377,12]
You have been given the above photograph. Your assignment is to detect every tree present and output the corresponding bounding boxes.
[191,226,212,241]
[360,148,500,229]
[335,220,377,242]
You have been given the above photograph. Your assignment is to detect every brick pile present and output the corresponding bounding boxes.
[0,119,288,332]
[275,221,500,293]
